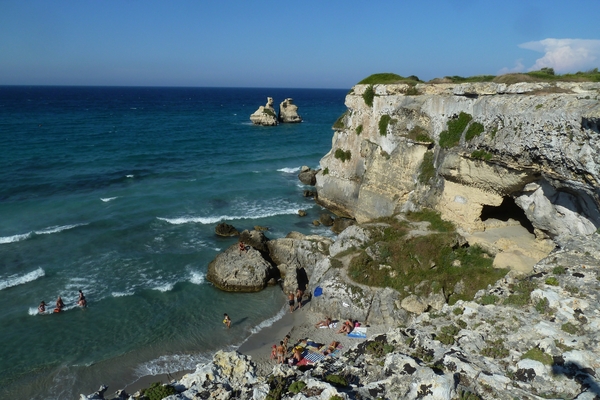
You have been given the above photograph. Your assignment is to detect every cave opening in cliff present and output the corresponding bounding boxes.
[480,196,535,234]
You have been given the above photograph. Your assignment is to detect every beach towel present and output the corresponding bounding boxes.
[304,352,326,363]
[319,322,337,329]
[347,326,367,339]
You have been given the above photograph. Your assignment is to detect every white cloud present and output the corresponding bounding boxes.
[498,59,525,75]
[519,38,600,73]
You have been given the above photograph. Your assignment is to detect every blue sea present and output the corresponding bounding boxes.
[0,86,347,399]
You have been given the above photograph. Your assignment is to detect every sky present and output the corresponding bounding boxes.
[1,0,599,89]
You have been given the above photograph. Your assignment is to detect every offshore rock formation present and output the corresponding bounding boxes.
[250,97,278,126]
[316,81,600,272]
[278,98,302,123]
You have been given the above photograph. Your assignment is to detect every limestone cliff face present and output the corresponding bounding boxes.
[316,82,600,250]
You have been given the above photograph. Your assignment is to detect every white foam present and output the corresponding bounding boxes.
[157,204,302,225]
[126,174,134,178]
[249,306,287,336]
[35,223,87,235]
[152,282,174,292]
[0,267,45,291]
[277,167,300,174]
[134,353,213,377]
[112,291,134,298]
[0,232,32,244]
[101,197,118,202]
[189,271,205,285]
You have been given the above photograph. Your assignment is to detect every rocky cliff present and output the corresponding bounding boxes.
[316,82,600,271]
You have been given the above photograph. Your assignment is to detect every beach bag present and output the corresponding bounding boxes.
[313,286,323,297]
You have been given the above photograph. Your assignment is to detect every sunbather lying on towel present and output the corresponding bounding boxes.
[337,319,354,334]
[315,316,332,328]
[323,341,340,355]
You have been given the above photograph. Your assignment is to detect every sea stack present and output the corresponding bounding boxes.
[250,97,278,126]
[278,98,302,123]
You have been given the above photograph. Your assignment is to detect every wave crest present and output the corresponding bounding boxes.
[0,267,45,291]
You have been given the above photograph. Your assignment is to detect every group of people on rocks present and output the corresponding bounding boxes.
[38,289,86,314]
[315,316,360,335]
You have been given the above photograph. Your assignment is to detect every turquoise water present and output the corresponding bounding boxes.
[0,86,347,399]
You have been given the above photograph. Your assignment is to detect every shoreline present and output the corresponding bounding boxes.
[109,297,388,398]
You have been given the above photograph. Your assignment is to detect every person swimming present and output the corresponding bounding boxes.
[54,296,65,313]
[77,290,87,307]
[38,301,46,313]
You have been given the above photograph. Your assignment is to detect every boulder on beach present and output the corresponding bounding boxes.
[206,243,278,292]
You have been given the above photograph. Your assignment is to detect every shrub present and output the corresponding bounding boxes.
[481,339,509,359]
[324,374,348,387]
[405,86,421,95]
[418,152,436,184]
[504,279,537,307]
[379,114,394,136]
[363,85,375,107]
[366,340,394,357]
[408,126,432,142]
[479,294,498,305]
[322,167,329,175]
[552,266,566,275]
[521,347,553,365]
[439,112,472,148]
[545,277,559,286]
[334,148,352,162]
[333,111,348,130]
[141,382,177,400]
[561,322,579,335]
[471,150,492,161]
[453,307,464,316]
[437,324,460,345]
[465,122,484,141]
[535,297,550,314]
[288,381,306,394]
[355,124,363,135]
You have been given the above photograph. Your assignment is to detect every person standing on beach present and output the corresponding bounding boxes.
[223,313,231,329]
[276,341,285,364]
[287,292,295,313]
[296,288,303,310]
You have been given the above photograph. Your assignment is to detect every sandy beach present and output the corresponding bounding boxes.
[106,296,389,399]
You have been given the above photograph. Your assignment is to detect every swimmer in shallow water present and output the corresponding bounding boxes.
[77,290,87,307]
[38,301,46,313]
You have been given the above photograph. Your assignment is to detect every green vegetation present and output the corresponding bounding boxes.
[405,86,421,95]
[437,324,460,345]
[479,294,498,305]
[334,148,352,162]
[363,85,375,107]
[366,340,395,357]
[347,209,507,303]
[552,266,566,275]
[324,374,348,387]
[535,104,544,110]
[535,297,551,314]
[481,339,509,359]
[322,167,329,175]
[471,150,492,161]
[457,388,482,400]
[408,126,433,142]
[418,152,436,184]
[440,75,496,83]
[263,108,276,117]
[358,73,421,85]
[561,322,579,335]
[522,347,553,365]
[439,112,473,148]
[545,277,559,286]
[140,382,177,400]
[434,68,600,84]
[288,381,306,394]
[266,376,287,400]
[333,111,348,130]
[465,122,484,141]
[504,279,537,307]
[355,124,363,135]
[453,307,464,316]
[379,114,395,136]
[555,339,574,352]
[329,396,344,400]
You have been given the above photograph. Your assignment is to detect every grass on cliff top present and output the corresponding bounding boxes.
[358,73,422,85]
[347,210,507,304]
[430,68,600,84]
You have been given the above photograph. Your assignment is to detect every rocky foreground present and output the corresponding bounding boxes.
[83,232,600,400]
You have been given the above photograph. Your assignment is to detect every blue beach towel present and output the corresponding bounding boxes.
[347,327,367,339]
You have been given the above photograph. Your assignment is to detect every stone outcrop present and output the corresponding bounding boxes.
[214,222,239,237]
[315,81,600,271]
[298,166,318,186]
[250,97,278,126]
[206,243,278,292]
[84,232,600,400]
[278,98,302,123]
